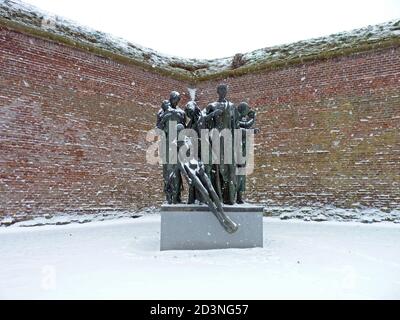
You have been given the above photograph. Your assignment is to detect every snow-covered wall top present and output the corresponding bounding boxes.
[1,0,400,81]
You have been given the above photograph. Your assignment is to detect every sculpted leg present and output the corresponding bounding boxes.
[198,171,223,213]
[197,169,238,233]
[190,173,237,233]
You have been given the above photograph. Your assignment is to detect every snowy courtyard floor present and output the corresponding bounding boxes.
[0,215,399,299]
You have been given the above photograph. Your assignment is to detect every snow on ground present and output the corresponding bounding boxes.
[0,207,158,227]
[264,205,400,223]
[0,215,399,299]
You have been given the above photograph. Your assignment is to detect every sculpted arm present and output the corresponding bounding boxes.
[158,111,173,129]
[156,111,163,129]
[239,110,255,129]
[204,104,223,120]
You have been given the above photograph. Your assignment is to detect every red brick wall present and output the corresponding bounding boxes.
[197,47,400,209]
[0,27,190,217]
[1,26,399,218]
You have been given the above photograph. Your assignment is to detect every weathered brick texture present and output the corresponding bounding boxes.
[0,27,189,217]
[0,26,399,218]
[197,49,400,208]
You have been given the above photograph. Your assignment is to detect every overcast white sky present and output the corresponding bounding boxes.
[24,0,400,59]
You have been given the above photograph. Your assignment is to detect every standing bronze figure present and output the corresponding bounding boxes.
[156,91,186,204]
[236,102,258,204]
[156,86,257,209]
[206,84,239,205]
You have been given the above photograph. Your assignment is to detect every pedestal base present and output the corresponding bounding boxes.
[160,204,264,250]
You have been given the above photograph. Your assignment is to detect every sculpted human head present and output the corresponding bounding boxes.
[217,84,228,101]
[237,102,250,117]
[161,99,170,112]
[185,101,201,120]
[169,91,181,108]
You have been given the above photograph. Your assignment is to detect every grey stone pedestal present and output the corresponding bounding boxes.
[160,204,264,250]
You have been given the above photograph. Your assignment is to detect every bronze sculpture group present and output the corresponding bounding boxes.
[156,85,257,233]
